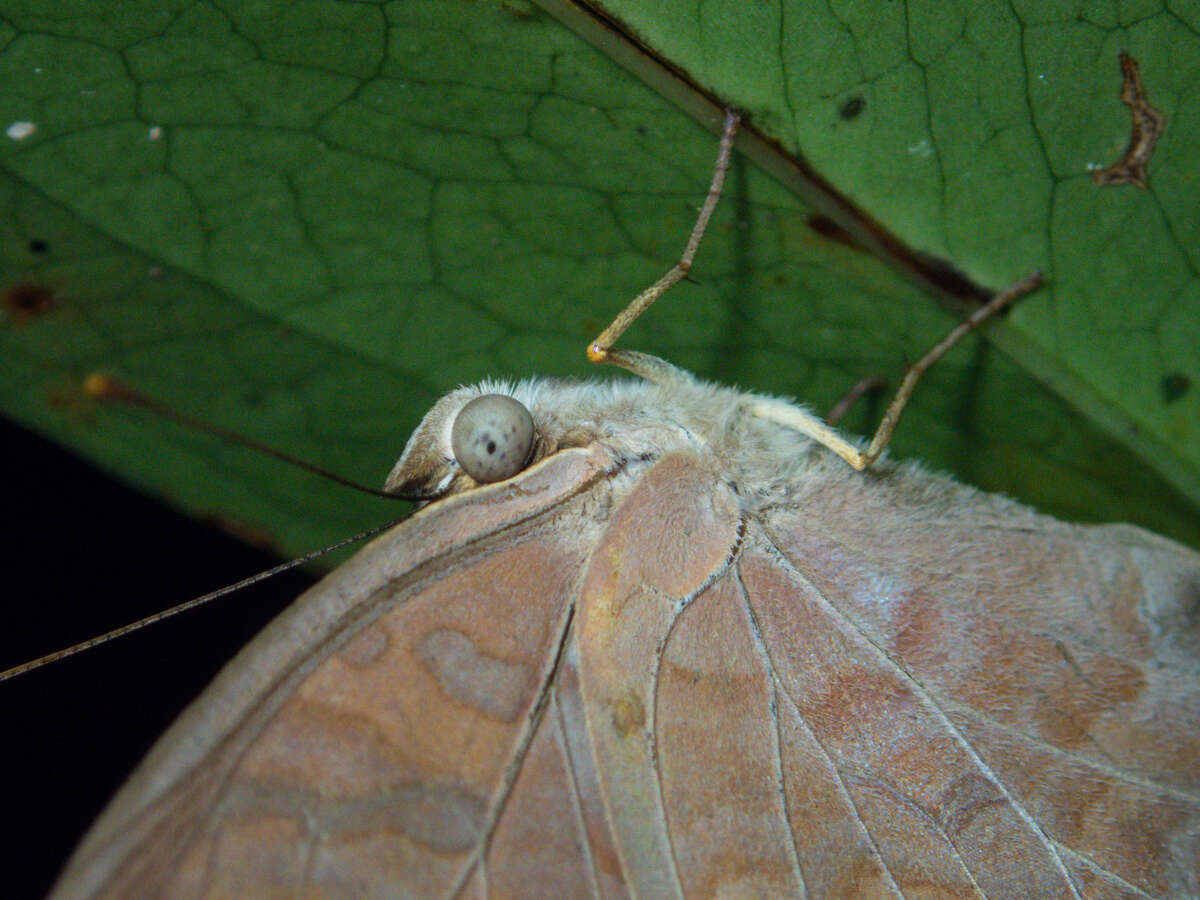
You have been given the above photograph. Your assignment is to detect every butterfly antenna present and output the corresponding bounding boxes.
[0,374,410,680]
[84,374,397,499]
[0,518,400,682]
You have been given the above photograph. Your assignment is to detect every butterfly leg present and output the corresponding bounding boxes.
[825,375,887,426]
[752,270,1045,470]
[587,109,741,380]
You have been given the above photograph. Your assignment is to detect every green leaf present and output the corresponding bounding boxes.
[1,0,1195,562]
[579,0,1200,522]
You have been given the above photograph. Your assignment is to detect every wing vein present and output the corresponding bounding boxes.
[740,550,905,898]
[762,530,1085,900]
[1055,844,1160,899]
[941,700,1200,804]
[770,654,906,898]
[649,584,696,898]
[443,603,578,900]
[647,516,747,898]
[554,697,604,900]
[734,560,810,898]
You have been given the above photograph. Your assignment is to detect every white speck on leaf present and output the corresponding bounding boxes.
[907,138,934,158]
[6,121,36,140]
[148,125,163,141]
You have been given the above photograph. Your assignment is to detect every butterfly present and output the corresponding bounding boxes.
[34,111,1200,899]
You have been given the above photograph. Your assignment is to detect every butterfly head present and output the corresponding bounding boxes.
[384,378,613,501]
[382,374,776,504]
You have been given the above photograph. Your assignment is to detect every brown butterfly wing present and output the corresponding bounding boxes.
[54,447,620,898]
[749,466,1200,897]
[54,441,1200,898]
[570,452,1200,896]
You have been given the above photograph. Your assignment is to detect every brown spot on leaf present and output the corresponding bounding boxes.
[2,282,56,325]
[912,251,992,303]
[1093,52,1164,189]
[839,96,865,121]
[1161,372,1191,404]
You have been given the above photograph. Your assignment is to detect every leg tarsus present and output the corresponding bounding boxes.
[825,374,887,426]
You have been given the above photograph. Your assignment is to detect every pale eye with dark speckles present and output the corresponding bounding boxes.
[450,394,535,483]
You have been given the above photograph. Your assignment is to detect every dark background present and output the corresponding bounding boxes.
[0,417,320,898]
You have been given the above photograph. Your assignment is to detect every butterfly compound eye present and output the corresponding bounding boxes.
[450,394,536,484]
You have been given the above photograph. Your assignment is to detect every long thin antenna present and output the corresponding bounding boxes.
[84,374,398,499]
[0,518,400,682]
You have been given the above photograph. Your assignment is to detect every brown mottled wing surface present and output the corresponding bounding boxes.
[526,447,1198,897]
[54,440,1200,899]
[575,455,1199,897]
[53,447,623,899]
[54,445,749,899]
[738,466,1200,898]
